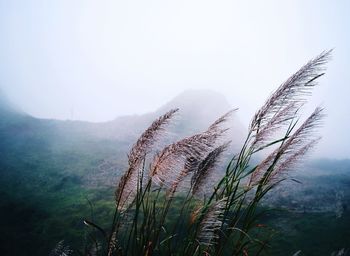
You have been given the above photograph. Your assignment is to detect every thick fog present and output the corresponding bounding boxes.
[0,0,349,158]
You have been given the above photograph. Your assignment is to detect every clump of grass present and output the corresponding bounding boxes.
[79,50,331,256]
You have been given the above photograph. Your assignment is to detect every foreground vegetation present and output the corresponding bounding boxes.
[64,50,335,256]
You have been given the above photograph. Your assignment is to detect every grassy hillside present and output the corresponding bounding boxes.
[0,91,349,255]
[0,90,242,255]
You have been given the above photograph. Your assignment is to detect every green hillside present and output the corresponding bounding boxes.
[0,91,349,255]
[0,90,242,255]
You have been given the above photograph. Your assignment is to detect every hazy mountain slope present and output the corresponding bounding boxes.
[0,89,244,172]
[263,159,350,214]
[0,90,245,255]
[0,90,245,191]
[51,89,245,144]
[0,90,349,255]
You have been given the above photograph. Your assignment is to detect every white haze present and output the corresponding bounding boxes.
[0,0,349,158]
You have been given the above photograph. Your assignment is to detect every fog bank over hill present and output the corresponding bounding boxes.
[0,88,245,151]
[0,87,346,160]
[1,1,350,158]
[0,88,244,190]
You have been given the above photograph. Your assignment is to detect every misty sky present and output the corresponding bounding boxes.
[0,0,349,158]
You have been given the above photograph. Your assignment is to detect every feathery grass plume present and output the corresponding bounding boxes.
[267,137,320,183]
[191,142,230,196]
[151,133,215,189]
[252,101,299,147]
[281,107,324,151]
[167,156,200,196]
[49,240,72,256]
[250,50,331,146]
[115,108,178,209]
[250,107,324,185]
[207,108,237,134]
[197,198,227,246]
[150,110,235,189]
[107,231,117,256]
[128,108,179,169]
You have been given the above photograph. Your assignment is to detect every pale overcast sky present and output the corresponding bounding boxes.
[0,0,349,158]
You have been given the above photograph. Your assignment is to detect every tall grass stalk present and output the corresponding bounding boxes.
[80,50,331,256]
